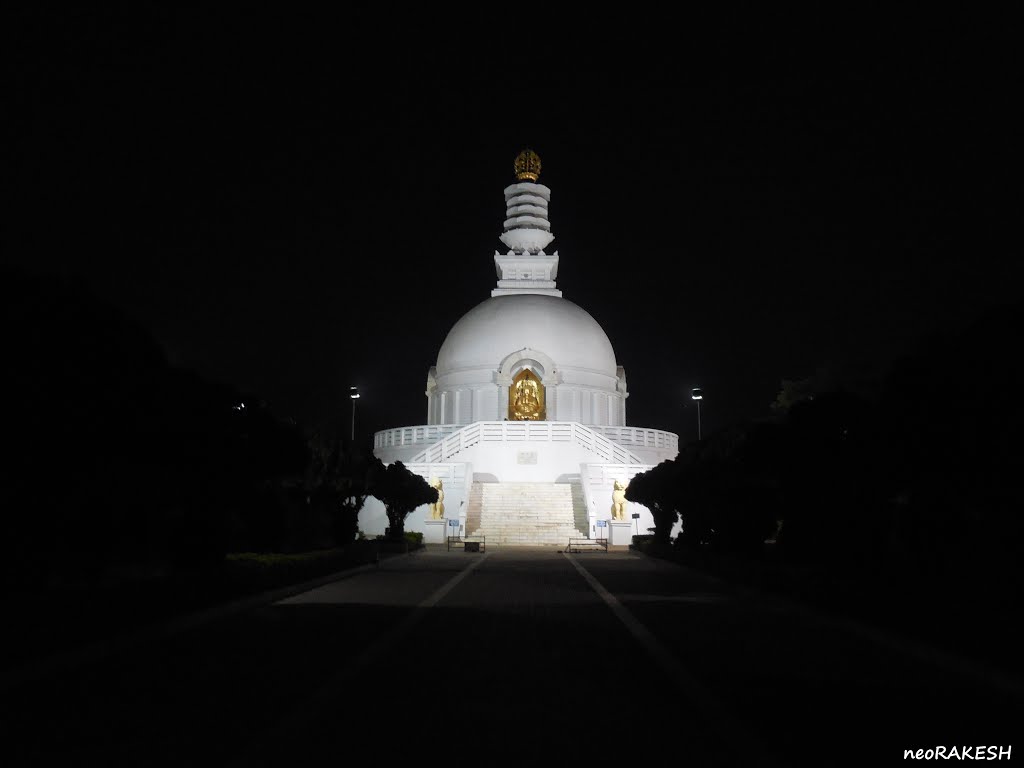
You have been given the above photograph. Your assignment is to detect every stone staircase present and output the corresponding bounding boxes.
[465,481,589,545]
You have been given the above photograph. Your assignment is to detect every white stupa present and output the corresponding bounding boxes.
[359,150,679,546]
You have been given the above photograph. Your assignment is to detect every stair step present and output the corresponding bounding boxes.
[467,480,589,545]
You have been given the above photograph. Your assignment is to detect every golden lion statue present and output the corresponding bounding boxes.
[429,478,445,520]
[610,479,628,521]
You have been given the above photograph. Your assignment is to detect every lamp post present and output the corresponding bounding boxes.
[349,386,360,442]
[691,387,703,441]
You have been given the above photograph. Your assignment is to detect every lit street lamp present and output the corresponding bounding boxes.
[350,386,360,442]
[691,387,703,441]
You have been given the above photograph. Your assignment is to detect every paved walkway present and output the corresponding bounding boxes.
[4,545,1020,767]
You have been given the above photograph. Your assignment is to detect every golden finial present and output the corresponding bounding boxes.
[513,149,542,182]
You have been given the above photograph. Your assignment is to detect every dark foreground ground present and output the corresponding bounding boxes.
[3,546,1020,767]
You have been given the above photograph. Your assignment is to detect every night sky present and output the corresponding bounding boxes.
[6,9,1018,443]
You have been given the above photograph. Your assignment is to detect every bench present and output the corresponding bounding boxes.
[565,537,607,553]
[448,535,486,552]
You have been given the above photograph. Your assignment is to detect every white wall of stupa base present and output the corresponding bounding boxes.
[358,462,472,540]
[581,462,683,540]
[356,452,680,544]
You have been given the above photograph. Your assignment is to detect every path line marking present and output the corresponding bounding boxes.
[227,552,490,767]
[1,560,383,692]
[564,553,778,768]
[339,551,490,677]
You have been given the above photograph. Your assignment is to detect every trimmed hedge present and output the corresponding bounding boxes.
[225,543,378,590]
[374,531,424,554]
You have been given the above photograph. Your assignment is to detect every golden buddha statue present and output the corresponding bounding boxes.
[514,380,541,419]
[509,369,546,420]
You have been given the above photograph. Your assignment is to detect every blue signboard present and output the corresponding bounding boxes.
[448,519,460,527]
[596,520,607,528]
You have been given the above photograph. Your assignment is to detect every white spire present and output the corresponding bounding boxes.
[499,180,554,254]
[492,150,562,298]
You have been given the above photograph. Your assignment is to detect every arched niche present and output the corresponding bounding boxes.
[497,348,558,384]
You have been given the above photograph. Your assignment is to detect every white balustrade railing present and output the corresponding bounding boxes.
[374,424,462,449]
[376,423,678,454]
[406,421,646,465]
[588,425,678,452]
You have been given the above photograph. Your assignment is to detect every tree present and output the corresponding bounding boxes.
[682,422,785,556]
[369,461,437,540]
[624,460,680,545]
[771,357,887,415]
[876,301,1024,584]
[307,431,380,546]
[773,390,880,563]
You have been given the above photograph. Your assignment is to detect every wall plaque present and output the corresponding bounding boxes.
[517,450,538,465]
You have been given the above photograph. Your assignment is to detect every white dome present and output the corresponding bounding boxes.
[436,295,617,375]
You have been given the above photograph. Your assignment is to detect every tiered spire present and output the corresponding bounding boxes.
[492,149,561,298]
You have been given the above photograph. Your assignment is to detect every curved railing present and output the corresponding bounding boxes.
[374,424,462,450]
[588,425,678,453]
[376,423,678,455]
[406,421,646,465]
